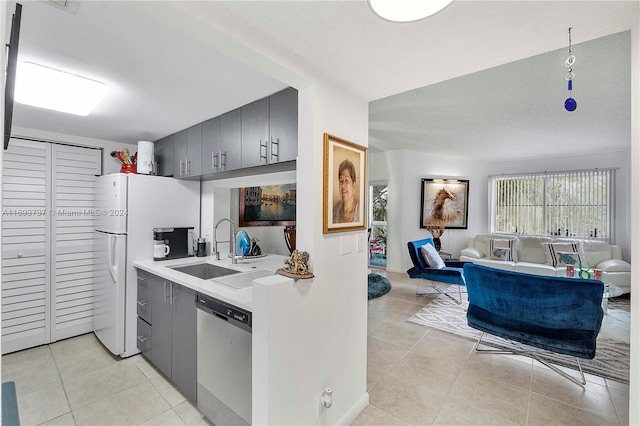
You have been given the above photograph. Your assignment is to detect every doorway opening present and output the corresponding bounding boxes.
[369,182,387,268]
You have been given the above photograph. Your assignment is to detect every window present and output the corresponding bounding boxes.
[369,183,387,268]
[490,169,615,241]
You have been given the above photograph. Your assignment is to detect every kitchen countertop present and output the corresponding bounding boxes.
[134,254,289,312]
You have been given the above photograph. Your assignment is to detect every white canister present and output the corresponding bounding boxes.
[137,141,154,175]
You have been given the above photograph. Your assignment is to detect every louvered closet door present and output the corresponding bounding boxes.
[50,144,101,341]
[1,139,51,353]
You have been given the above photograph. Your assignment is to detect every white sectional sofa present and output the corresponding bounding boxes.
[459,233,631,294]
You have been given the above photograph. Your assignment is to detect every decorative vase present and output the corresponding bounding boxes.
[284,226,296,255]
[433,238,442,252]
[120,163,136,174]
[236,230,251,256]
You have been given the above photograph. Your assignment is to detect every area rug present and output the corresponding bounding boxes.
[407,291,630,384]
[368,273,391,300]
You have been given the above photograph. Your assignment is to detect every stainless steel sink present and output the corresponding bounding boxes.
[170,263,240,280]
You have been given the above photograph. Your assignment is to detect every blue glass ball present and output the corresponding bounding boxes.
[236,230,251,256]
[565,97,577,112]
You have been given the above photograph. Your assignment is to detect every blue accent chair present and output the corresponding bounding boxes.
[407,239,466,303]
[464,262,604,386]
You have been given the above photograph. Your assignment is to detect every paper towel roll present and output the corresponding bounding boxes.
[137,141,154,174]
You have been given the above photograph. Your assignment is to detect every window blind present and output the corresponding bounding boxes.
[492,169,614,241]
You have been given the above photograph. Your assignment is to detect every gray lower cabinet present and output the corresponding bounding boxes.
[154,135,174,177]
[136,270,197,402]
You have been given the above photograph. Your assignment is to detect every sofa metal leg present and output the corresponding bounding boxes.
[416,280,465,305]
[473,332,587,387]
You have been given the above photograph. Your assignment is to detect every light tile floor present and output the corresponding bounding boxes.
[1,333,210,426]
[2,270,630,425]
[353,270,630,425]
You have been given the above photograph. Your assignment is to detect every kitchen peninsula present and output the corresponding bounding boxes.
[134,253,288,311]
[133,253,293,424]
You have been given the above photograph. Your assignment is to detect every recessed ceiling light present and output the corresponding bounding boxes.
[368,0,454,23]
[15,62,107,116]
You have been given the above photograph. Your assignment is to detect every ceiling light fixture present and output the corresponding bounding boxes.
[367,0,454,23]
[15,62,107,116]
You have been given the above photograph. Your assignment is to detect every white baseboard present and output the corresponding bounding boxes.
[336,392,369,425]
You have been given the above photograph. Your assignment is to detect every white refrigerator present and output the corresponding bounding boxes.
[93,173,200,357]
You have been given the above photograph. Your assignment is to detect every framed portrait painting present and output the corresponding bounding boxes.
[323,133,367,234]
[420,178,469,229]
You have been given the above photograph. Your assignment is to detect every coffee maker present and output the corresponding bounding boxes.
[153,227,194,260]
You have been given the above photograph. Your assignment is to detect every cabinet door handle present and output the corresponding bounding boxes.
[259,140,268,163]
[212,152,218,171]
[170,283,174,306]
[179,160,184,177]
[220,151,226,170]
[185,158,190,176]
[163,281,168,302]
[137,276,146,282]
[137,300,149,307]
[137,335,149,343]
[270,137,279,161]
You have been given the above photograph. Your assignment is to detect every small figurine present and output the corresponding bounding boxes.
[249,237,262,257]
[277,249,314,279]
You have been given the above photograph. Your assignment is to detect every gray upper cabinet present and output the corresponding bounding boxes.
[241,97,270,168]
[241,88,298,168]
[159,87,296,180]
[174,126,202,178]
[202,117,221,174]
[154,135,173,177]
[269,87,298,163]
[173,130,187,178]
[220,109,242,171]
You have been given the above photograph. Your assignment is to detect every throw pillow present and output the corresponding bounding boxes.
[542,242,585,267]
[556,251,581,266]
[486,238,517,261]
[420,244,445,269]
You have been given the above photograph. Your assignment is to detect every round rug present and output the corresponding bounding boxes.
[368,273,391,300]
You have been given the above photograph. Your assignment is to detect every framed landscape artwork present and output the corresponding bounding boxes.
[323,133,367,234]
[239,184,296,227]
[420,178,469,229]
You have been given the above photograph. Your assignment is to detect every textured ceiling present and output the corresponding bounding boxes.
[369,31,631,160]
[6,1,637,160]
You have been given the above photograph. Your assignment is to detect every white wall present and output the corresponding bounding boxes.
[371,148,631,273]
[369,150,491,273]
[628,10,639,426]
[198,83,369,425]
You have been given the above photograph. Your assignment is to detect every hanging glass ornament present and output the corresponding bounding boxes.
[564,27,577,112]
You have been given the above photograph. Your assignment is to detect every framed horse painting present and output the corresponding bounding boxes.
[420,178,469,229]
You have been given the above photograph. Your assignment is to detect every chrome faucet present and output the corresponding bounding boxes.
[213,218,241,264]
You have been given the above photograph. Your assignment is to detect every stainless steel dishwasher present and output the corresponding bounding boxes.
[196,292,252,426]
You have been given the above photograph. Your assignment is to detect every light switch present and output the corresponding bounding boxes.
[340,235,355,255]
[357,233,365,252]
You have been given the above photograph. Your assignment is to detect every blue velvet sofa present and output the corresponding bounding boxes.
[464,263,604,384]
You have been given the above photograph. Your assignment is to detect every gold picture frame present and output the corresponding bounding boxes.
[323,133,367,234]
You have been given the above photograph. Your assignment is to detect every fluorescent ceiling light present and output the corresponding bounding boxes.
[15,62,107,116]
[368,0,454,23]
